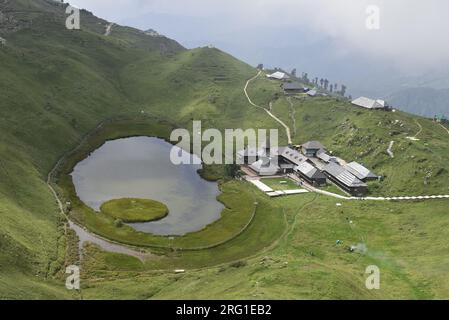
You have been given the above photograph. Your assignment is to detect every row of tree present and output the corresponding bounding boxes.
[260,65,350,99]
[293,69,347,97]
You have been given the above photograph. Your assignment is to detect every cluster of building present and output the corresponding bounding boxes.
[267,72,318,97]
[266,70,393,111]
[238,141,379,197]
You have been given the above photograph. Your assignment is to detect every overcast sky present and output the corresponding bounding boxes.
[68,0,449,95]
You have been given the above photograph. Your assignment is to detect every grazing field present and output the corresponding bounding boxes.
[319,184,349,197]
[1,0,449,300]
[80,195,449,299]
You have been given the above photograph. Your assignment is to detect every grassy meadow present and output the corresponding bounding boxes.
[0,0,449,299]
[100,198,169,223]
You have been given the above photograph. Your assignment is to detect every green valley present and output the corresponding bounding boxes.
[0,0,449,300]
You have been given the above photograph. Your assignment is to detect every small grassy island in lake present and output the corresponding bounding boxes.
[100,198,169,223]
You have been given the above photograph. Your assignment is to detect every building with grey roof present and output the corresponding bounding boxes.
[345,162,378,181]
[279,147,308,166]
[301,141,326,157]
[294,162,327,186]
[323,163,367,196]
[249,159,280,176]
[306,89,317,97]
[237,147,266,164]
[316,150,339,164]
[283,82,305,95]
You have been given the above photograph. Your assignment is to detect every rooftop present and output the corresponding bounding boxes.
[267,71,289,80]
[345,162,378,180]
[352,97,387,109]
[279,147,308,165]
[295,162,326,180]
[249,159,280,176]
[302,141,325,150]
[283,82,303,90]
[324,163,367,188]
[317,150,338,163]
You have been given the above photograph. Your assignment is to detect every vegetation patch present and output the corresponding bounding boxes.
[100,198,169,223]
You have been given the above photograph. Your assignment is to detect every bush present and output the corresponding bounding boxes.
[114,219,123,228]
[230,260,247,268]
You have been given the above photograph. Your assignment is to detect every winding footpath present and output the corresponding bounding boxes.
[286,97,297,137]
[414,119,423,138]
[104,23,114,36]
[439,123,449,136]
[46,163,153,261]
[387,141,395,158]
[244,71,293,145]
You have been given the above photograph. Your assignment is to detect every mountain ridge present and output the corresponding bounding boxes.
[1,0,449,299]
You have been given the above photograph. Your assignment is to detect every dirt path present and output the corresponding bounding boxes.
[413,119,423,138]
[387,141,395,158]
[68,221,153,261]
[46,163,154,262]
[104,23,114,36]
[438,123,449,136]
[244,71,293,145]
[286,97,297,138]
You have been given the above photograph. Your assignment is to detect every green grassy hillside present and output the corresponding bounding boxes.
[1,0,449,299]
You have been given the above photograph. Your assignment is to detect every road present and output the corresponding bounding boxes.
[244,71,293,145]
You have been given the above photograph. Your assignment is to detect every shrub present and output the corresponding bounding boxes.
[230,260,247,268]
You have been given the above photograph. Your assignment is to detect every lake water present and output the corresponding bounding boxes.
[71,136,224,236]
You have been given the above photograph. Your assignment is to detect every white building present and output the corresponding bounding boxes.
[352,97,388,110]
[267,71,289,81]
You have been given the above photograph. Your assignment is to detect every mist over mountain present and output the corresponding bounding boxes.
[66,0,449,118]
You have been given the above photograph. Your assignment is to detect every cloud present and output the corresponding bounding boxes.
[69,0,449,71]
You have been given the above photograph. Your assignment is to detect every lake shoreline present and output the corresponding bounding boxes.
[52,117,257,249]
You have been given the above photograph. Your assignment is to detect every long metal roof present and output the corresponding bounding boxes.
[279,147,308,165]
[352,97,386,109]
[324,163,367,188]
[317,150,338,163]
[345,162,377,180]
[283,82,303,90]
[294,162,326,180]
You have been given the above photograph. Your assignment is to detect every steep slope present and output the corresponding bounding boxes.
[0,0,261,298]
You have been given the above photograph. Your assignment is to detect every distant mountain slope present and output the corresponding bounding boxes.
[387,87,449,118]
[0,0,185,52]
